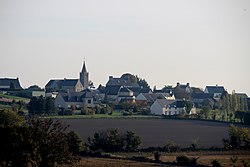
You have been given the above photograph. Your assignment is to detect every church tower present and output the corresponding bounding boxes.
[79,61,89,89]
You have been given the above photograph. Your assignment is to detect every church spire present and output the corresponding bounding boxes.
[81,60,87,73]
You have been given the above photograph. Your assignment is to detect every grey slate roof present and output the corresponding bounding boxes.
[235,93,248,99]
[105,85,122,95]
[192,93,214,99]
[156,99,186,108]
[119,87,132,93]
[205,86,225,94]
[45,79,78,88]
[140,93,173,103]
[0,78,22,90]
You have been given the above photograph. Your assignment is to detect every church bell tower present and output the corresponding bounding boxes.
[79,61,89,89]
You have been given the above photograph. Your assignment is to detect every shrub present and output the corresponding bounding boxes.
[176,155,198,166]
[88,128,141,152]
[242,160,249,167]
[223,125,250,150]
[211,160,222,167]
[163,140,180,152]
[154,152,161,162]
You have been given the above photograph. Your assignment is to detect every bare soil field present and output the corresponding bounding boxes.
[62,118,248,148]
[67,153,250,167]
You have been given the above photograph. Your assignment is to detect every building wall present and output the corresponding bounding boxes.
[150,101,164,115]
[75,80,84,92]
[54,94,68,109]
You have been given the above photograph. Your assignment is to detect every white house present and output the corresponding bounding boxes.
[204,85,225,100]
[136,93,175,104]
[150,99,188,115]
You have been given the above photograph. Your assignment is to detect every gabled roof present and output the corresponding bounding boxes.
[140,93,173,103]
[119,87,132,93]
[235,93,248,99]
[192,93,214,99]
[105,85,122,95]
[61,79,78,87]
[155,99,176,108]
[45,79,79,88]
[155,99,186,108]
[0,78,22,90]
[205,86,225,94]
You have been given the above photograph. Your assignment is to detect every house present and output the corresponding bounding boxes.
[45,61,89,93]
[204,85,225,99]
[117,87,135,102]
[45,79,83,93]
[136,93,175,104]
[192,93,215,107]
[175,83,192,93]
[54,89,102,110]
[54,92,84,110]
[150,99,188,115]
[173,82,192,100]
[0,78,23,91]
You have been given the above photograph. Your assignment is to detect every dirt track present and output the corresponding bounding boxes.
[62,119,239,148]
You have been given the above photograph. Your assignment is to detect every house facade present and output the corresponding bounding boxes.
[204,85,225,99]
[150,99,187,115]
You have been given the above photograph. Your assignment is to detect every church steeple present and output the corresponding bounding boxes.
[81,61,87,73]
[79,60,89,90]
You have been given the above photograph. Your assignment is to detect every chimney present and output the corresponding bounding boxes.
[177,82,180,86]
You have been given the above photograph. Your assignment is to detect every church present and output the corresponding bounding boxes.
[45,61,89,93]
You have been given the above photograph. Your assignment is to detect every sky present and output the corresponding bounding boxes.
[0,0,250,95]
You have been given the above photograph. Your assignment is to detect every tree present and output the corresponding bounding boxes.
[223,125,250,150]
[0,118,81,167]
[45,97,56,115]
[88,128,141,152]
[124,131,141,151]
[67,131,85,155]
[185,101,193,114]
[0,110,24,126]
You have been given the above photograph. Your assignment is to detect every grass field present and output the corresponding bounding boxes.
[0,94,30,103]
[47,111,162,119]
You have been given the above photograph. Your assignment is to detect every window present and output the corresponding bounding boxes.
[87,99,91,104]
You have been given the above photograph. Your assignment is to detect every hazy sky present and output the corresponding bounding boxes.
[0,0,250,95]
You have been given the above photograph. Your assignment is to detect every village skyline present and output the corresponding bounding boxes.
[1,60,249,96]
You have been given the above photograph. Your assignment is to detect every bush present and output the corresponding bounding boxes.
[88,128,141,152]
[176,155,198,166]
[154,152,161,162]
[223,125,250,150]
[211,160,222,167]
[163,140,180,152]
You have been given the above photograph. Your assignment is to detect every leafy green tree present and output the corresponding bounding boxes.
[185,101,193,114]
[124,131,141,151]
[223,125,250,150]
[0,118,81,167]
[0,110,24,126]
[45,97,56,115]
[67,131,85,155]
[88,128,141,152]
